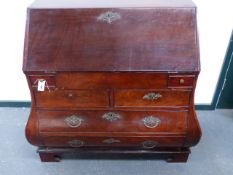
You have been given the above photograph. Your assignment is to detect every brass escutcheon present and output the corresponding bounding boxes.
[68,140,84,147]
[102,112,121,122]
[102,138,121,144]
[142,140,158,149]
[97,11,121,24]
[143,92,162,101]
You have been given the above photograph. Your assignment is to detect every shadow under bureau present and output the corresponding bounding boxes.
[23,0,201,162]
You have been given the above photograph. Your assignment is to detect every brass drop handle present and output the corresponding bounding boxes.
[68,140,84,147]
[142,116,161,128]
[180,78,185,84]
[64,115,83,128]
[142,140,158,149]
[143,92,162,101]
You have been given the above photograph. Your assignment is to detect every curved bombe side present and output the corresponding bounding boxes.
[184,75,202,147]
[25,109,42,146]
[184,107,202,147]
[25,75,43,147]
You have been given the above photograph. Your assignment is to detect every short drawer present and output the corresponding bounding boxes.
[168,75,195,88]
[35,90,109,108]
[42,136,185,148]
[56,73,167,89]
[114,89,191,107]
[38,110,187,134]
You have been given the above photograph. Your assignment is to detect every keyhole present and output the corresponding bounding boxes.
[68,93,73,97]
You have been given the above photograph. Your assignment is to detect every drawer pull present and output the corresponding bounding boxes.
[68,140,84,147]
[142,116,161,128]
[143,92,162,101]
[180,78,185,84]
[64,115,83,128]
[142,140,158,149]
[68,93,74,98]
[103,138,121,144]
[102,112,121,122]
[97,11,121,24]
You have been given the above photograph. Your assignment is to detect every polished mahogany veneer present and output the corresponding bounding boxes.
[23,0,201,162]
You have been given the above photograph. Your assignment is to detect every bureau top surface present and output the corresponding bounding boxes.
[23,1,200,72]
[30,0,196,9]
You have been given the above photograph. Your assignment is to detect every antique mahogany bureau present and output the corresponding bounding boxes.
[23,0,201,162]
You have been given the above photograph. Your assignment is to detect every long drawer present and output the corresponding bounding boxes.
[56,73,167,89]
[42,136,185,148]
[38,110,187,134]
